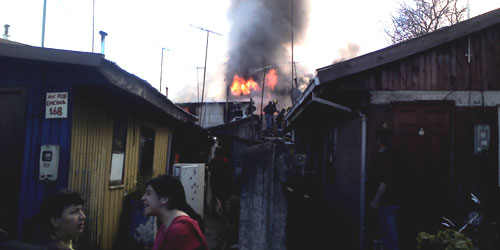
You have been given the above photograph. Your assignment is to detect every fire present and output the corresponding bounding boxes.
[230,74,260,96]
[265,69,277,90]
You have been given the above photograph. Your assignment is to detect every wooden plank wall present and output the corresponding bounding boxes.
[70,93,171,250]
[336,25,500,91]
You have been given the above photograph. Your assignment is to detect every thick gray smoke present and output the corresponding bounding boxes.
[332,42,361,64]
[225,0,311,106]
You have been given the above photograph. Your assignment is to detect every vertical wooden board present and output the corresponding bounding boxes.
[468,34,477,90]
[436,48,444,90]
[443,45,451,90]
[419,54,426,90]
[368,71,376,90]
[400,59,407,89]
[387,66,394,90]
[412,56,419,90]
[482,29,493,90]
[405,57,412,90]
[472,34,482,91]
[381,67,388,90]
[360,72,369,89]
[425,52,432,90]
[393,62,401,90]
[392,64,398,90]
[455,38,468,90]
[431,50,438,90]
[375,71,382,90]
[450,43,457,89]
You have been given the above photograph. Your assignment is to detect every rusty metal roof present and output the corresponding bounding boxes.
[0,41,197,124]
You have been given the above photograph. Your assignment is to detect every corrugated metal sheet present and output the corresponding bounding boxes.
[70,94,172,250]
[69,94,112,248]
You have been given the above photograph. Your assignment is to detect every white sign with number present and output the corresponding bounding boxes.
[45,92,68,119]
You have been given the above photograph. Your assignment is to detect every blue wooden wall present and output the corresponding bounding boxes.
[0,58,99,239]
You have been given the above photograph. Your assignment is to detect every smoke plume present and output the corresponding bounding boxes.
[225,0,311,107]
[332,42,361,64]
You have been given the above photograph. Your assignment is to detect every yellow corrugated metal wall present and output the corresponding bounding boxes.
[69,94,171,250]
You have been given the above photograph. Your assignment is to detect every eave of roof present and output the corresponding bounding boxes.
[0,41,197,124]
[0,41,103,66]
[286,8,500,127]
[316,8,500,84]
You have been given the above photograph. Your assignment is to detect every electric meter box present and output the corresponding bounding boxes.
[39,145,60,181]
[474,125,490,155]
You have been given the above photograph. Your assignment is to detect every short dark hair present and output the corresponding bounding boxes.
[39,190,84,230]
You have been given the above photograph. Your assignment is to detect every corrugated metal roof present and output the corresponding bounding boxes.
[316,8,500,84]
[0,41,197,124]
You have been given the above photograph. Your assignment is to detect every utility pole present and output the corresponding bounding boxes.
[41,0,48,47]
[160,47,167,94]
[290,0,294,104]
[92,0,95,52]
[260,68,268,122]
[190,24,221,126]
[249,65,274,121]
[196,67,205,102]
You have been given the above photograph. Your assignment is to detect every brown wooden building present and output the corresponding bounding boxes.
[285,8,500,250]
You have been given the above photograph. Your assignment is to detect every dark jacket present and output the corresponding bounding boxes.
[263,103,277,115]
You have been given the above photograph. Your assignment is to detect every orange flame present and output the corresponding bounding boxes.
[265,69,278,90]
[230,74,260,96]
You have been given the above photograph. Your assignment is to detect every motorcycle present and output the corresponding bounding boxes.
[440,193,499,250]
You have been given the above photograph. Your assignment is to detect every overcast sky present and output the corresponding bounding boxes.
[1,0,499,102]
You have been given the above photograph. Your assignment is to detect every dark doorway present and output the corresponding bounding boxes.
[138,127,156,180]
[0,88,27,238]
[393,101,452,242]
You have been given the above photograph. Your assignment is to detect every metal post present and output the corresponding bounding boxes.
[360,114,367,250]
[225,86,229,123]
[291,0,294,104]
[200,31,210,126]
[260,68,267,122]
[190,24,221,125]
[92,0,95,52]
[196,67,204,102]
[160,47,165,94]
[41,0,47,47]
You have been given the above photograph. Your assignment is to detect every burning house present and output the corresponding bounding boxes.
[223,0,312,122]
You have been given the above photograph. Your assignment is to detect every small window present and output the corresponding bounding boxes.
[110,117,127,186]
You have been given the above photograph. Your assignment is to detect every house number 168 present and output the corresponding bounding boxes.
[49,107,63,116]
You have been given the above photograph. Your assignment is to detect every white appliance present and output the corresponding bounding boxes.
[173,163,205,218]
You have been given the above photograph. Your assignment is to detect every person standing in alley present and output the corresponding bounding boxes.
[208,147,232,214]
[246,98,256,116]
[276,108,286,131]
[369,129,401,250]
[263,100,277,132]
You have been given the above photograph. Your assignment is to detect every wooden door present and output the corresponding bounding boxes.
[0,88,26,237]
[393,101,452,234]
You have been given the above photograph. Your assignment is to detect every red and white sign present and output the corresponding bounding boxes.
[45,92,68,119]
